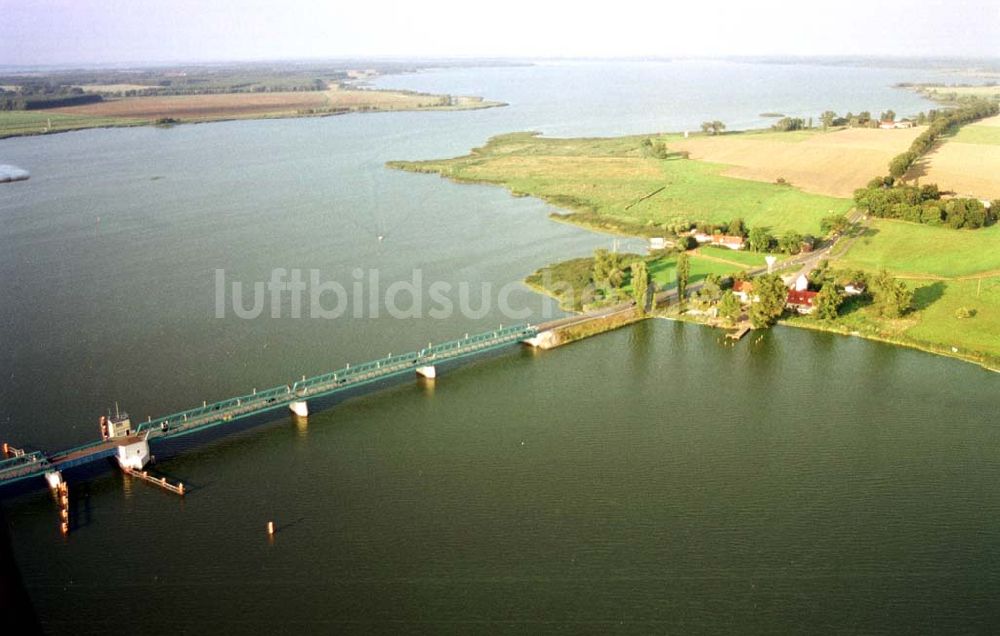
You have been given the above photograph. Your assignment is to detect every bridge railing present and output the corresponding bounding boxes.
[0,451,49,476]
[136,324,537,436]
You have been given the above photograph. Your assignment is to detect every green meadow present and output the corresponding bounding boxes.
[950,123,1000,146]
[838,219,1000,278]
[525,251,746,311]
[390,132,851,236]
[0,110,145,138]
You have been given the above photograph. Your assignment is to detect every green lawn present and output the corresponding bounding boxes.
[390,132,851,236]
[525,250,745,311]
[785,275,1000,365]
[0,110,145,138]
[838,219,1000,278]
[950,123,1000,146]
[694,245,771,268]
[647,255,741,289]
[905,277,1000,357]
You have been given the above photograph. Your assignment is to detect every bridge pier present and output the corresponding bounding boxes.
[523,330,558,349]
[416,365,437,379]
[44,471,64,491]
[289,400,309,417]
[116,438,151,471]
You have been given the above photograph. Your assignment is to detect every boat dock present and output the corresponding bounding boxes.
[727,324,752,340]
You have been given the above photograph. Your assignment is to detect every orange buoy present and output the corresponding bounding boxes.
[267,521,275,536]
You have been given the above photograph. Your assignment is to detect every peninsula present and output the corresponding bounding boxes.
[391,101,1000,370]
[0,62,505,139]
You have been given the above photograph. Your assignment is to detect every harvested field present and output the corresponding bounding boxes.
[670,127,924,197]
[324,87,448,109]
[51,92,331,119]
[907,118,1000,199]
[44,88,492,125]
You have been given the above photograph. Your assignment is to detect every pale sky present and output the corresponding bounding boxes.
[1,0,997,67]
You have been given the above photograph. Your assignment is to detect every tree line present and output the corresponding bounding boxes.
[854,180,997,229]
[886,98,999,179]
[0,84,104,111]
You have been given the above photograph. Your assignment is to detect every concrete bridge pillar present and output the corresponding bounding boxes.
[45,470,64,491]
[116,438,151,472]
[416,365,437,379]
[523,330,558,349]
[289,400,309,417]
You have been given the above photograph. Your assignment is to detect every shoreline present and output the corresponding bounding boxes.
[524,276,999,372]
[0,94,506,142]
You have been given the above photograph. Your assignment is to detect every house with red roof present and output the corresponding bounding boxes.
[732,280,754,303]
[786,289,818,314]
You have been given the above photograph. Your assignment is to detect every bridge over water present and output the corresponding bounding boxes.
[0,323,541,495]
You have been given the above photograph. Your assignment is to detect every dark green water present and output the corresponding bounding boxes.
[2,61,998,633]
[7,322,1000,633]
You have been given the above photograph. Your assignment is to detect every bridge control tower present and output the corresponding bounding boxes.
[100,404,132,440]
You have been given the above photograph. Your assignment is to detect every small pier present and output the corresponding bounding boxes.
[122,468,185,496]
[727,324,752,340]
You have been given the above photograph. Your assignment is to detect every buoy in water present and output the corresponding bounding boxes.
[267,521,275,536]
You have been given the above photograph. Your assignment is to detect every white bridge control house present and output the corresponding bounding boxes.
[116,437,151,471]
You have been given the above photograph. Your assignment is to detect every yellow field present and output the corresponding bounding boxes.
[670,127,925,197]
[324,87,448,109]
[78,83,154,93]
[47,88,481,123]
[52,92,330,119]
[906,115,1000,199]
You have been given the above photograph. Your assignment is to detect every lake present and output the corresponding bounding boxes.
[1,60,997,633]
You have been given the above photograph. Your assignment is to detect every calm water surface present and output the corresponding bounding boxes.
[1,60,997,633]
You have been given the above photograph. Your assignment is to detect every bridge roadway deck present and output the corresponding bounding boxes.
[0,324,537,492]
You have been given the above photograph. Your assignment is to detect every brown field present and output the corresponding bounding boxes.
[905,115,1000,199]
[670,127,924,197]
[48,88,470,122]
[324,87,448,109]
[52,92,330,119]
[908,142,1000,199]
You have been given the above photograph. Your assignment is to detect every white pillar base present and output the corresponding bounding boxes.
[116,439,151,471]
[416,365,437,379]
[45,471,64,490]
[289,400,309,417]
[523,330,558,349]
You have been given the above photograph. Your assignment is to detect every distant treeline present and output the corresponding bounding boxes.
[119,78,330,97]
[0,84,103,110]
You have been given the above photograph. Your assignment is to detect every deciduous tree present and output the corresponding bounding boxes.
[749,274,787,328]
[676,252,691,306]
[630,261,650,314]
[814,284,843,321]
